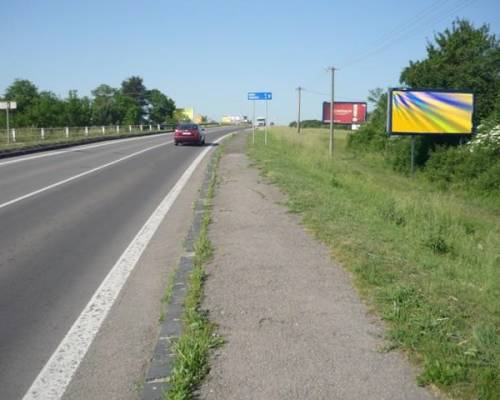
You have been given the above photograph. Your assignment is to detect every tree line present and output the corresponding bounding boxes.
[0,76,176,128]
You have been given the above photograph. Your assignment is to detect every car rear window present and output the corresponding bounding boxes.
[177,124,197,129]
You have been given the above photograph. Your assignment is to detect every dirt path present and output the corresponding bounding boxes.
[200,134,436,400]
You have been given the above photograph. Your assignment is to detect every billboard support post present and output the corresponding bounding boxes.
[410,135,416,174]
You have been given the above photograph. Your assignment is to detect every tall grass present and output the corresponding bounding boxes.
[249,127,499,399]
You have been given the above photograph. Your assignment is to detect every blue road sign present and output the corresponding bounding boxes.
[248,92,272,101]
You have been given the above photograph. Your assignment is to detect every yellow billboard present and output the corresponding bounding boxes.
[388,89,474,135]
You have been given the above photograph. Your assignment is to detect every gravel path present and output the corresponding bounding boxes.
[200,134,436,400]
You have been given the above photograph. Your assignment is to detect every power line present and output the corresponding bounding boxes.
[340,0,477,69]
[301,87,361,102]
[358,0,451,54]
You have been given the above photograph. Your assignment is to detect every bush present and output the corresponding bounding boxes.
[424,144,500,195]
[347,91,388,152]
[289,119,328,128]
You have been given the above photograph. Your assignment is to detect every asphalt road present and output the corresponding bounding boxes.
[0,126,242,400]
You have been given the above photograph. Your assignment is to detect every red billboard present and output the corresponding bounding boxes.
[322,102,367,124]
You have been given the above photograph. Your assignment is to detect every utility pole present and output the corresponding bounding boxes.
[296,86,302,133]
[327,66,337,157]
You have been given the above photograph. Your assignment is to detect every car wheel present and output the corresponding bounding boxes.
[174,141,179,146]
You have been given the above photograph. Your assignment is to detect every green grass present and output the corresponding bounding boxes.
[159,268,177,323]
[165,145,225,400]
[248,127,500,399]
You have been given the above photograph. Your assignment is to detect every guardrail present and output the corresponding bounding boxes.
[0,122,222,148]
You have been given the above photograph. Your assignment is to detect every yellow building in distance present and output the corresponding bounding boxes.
[174,108,195,121]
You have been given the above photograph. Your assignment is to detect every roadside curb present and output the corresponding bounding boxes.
[0,130,172,159]
[140,143,221,400]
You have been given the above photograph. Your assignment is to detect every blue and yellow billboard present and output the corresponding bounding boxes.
[387,89,474,135]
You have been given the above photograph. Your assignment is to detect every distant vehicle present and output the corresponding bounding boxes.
[174,123,206,146]
[256,117,266,127]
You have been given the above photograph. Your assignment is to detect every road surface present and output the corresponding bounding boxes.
[0,126,242,399]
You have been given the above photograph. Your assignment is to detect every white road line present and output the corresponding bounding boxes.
[0,132,173,167]
[0,140,173,210]
[22,132,234,400]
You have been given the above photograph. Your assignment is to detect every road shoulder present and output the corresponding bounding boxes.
[199,134,436,399]
[61,147,212,400]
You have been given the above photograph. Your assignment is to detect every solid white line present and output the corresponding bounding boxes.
[22,132,234,400]
[0,140,173,210]
[0,132,173,167]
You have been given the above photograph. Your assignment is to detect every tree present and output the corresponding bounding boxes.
[400,19,500,122]
[121,76,147,123]
[4,79,40,126]
[91,84,118,125]
[114,92,141,125]
[146,89,175,124]
[31,91,64,127]
[63,90,92,126]
[347,88,388,151]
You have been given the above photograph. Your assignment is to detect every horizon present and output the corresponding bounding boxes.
[1,0,498,124]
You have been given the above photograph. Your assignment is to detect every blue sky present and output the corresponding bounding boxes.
[0,0,498,124]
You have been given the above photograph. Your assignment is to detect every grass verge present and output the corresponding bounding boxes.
[164,144,225,400]
[248,127,499,400]
[159,268,177,323]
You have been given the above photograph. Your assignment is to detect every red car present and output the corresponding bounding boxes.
[174,123,206,146]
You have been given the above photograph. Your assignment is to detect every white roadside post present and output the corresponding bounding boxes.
[129,125,132,133]
[102,126,105,135]
[149,124,152,132]
[11,129,16,143]
[65,127,69,138]
[41,128,45,140]
[140,124,143,132]
[157,124,160,131]
[85,126,89,136]
[116,125,120,134]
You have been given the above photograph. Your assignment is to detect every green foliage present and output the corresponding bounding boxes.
[31,91,65,127]
[147,89,175,124]
[91,84,118,125]
[424,144,500,195]
[347,88,388,151]
[289,119,326,128]
[121,76,147,123]
[0,77,176,128]
[401,19,500,123]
